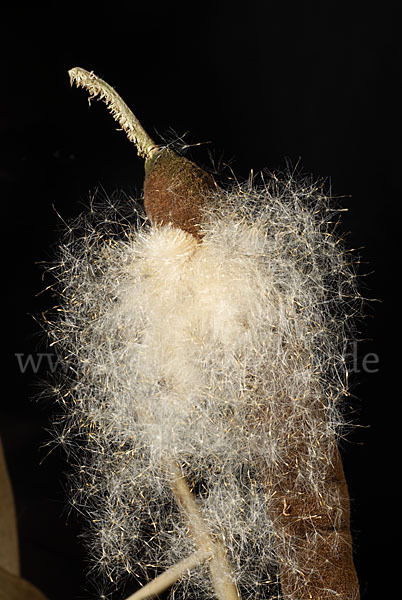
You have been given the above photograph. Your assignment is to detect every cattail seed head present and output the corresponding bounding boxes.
[47,172,360,599]
[48,68,361,599]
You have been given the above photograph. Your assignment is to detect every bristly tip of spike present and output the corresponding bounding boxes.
[69,67,218,239]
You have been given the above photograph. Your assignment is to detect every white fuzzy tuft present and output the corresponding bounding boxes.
[47,174,360,599]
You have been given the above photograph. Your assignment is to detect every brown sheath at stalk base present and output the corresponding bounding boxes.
[272,446,360,600]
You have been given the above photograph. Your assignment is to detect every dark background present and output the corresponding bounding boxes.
[1,1,398,599]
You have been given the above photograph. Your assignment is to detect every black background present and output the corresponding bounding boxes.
[1,1,398,599]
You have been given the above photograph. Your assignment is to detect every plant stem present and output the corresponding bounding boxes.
[167,460,241,600]
[125,548,212,600]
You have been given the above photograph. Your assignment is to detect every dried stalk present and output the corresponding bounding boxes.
[167,460,241,600]
[122,459,240,600]
[131,404,240,599]
[125,548,212,600]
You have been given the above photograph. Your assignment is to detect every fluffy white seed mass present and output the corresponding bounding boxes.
[47,173,359,599]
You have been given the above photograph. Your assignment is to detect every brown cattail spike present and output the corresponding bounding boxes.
[144,147,218,240]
